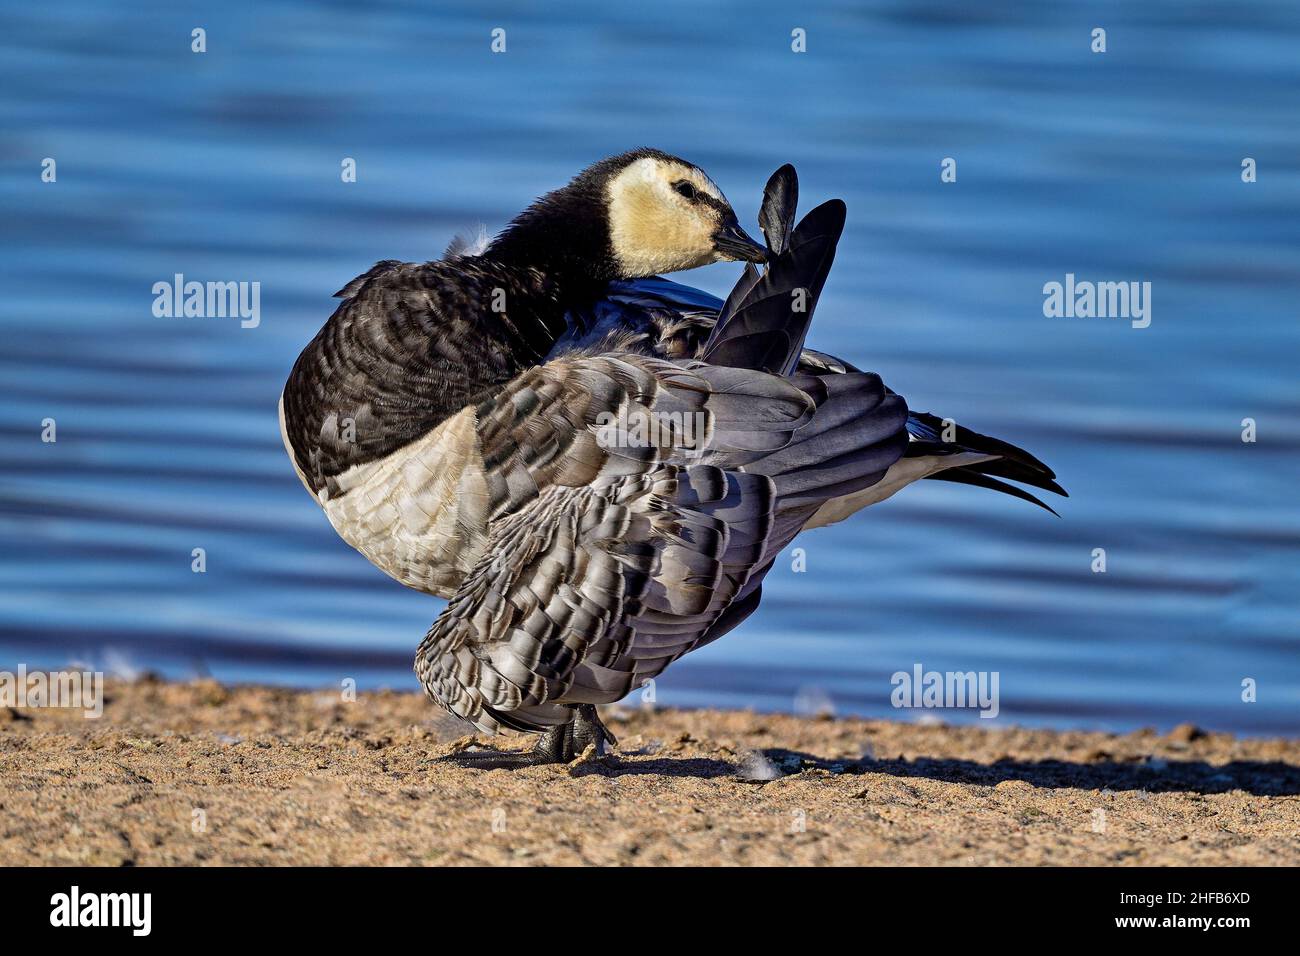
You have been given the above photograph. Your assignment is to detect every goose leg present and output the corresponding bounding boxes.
[572,703,619,755]
[439,706,616,769]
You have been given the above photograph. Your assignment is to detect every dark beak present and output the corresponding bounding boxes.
[713,217,769,264]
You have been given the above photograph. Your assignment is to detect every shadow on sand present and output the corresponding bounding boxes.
[570,748,1300,797]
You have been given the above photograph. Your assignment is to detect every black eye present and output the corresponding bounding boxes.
[672,180,698,201]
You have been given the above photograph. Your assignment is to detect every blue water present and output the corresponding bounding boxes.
[2,1,1298,735]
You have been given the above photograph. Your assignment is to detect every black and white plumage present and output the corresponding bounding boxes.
[280,152,1063,763]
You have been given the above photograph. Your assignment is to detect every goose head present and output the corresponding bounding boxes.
[601,150,769,277]
[487,149,768,281]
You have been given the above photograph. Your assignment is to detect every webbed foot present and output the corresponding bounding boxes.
[439,705,617,769]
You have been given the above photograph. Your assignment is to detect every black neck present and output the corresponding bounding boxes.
[483,181,618,294]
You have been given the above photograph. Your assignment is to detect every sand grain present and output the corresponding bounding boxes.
[2,680,1297,866]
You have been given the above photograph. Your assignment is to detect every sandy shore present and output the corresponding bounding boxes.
[2,678,1297,866]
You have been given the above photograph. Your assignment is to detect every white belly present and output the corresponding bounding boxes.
[279,397,490,598]
[806,451,996,529]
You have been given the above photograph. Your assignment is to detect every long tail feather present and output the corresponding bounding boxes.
[926,469,1061,517]
[701,199,847,376]
[905,411,1067,511]
[906,411,1059,482]
[758,164,798,256]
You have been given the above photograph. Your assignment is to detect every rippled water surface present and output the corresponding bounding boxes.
[3,1,1298,734]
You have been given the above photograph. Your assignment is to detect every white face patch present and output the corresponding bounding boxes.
[606,157,732,278]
